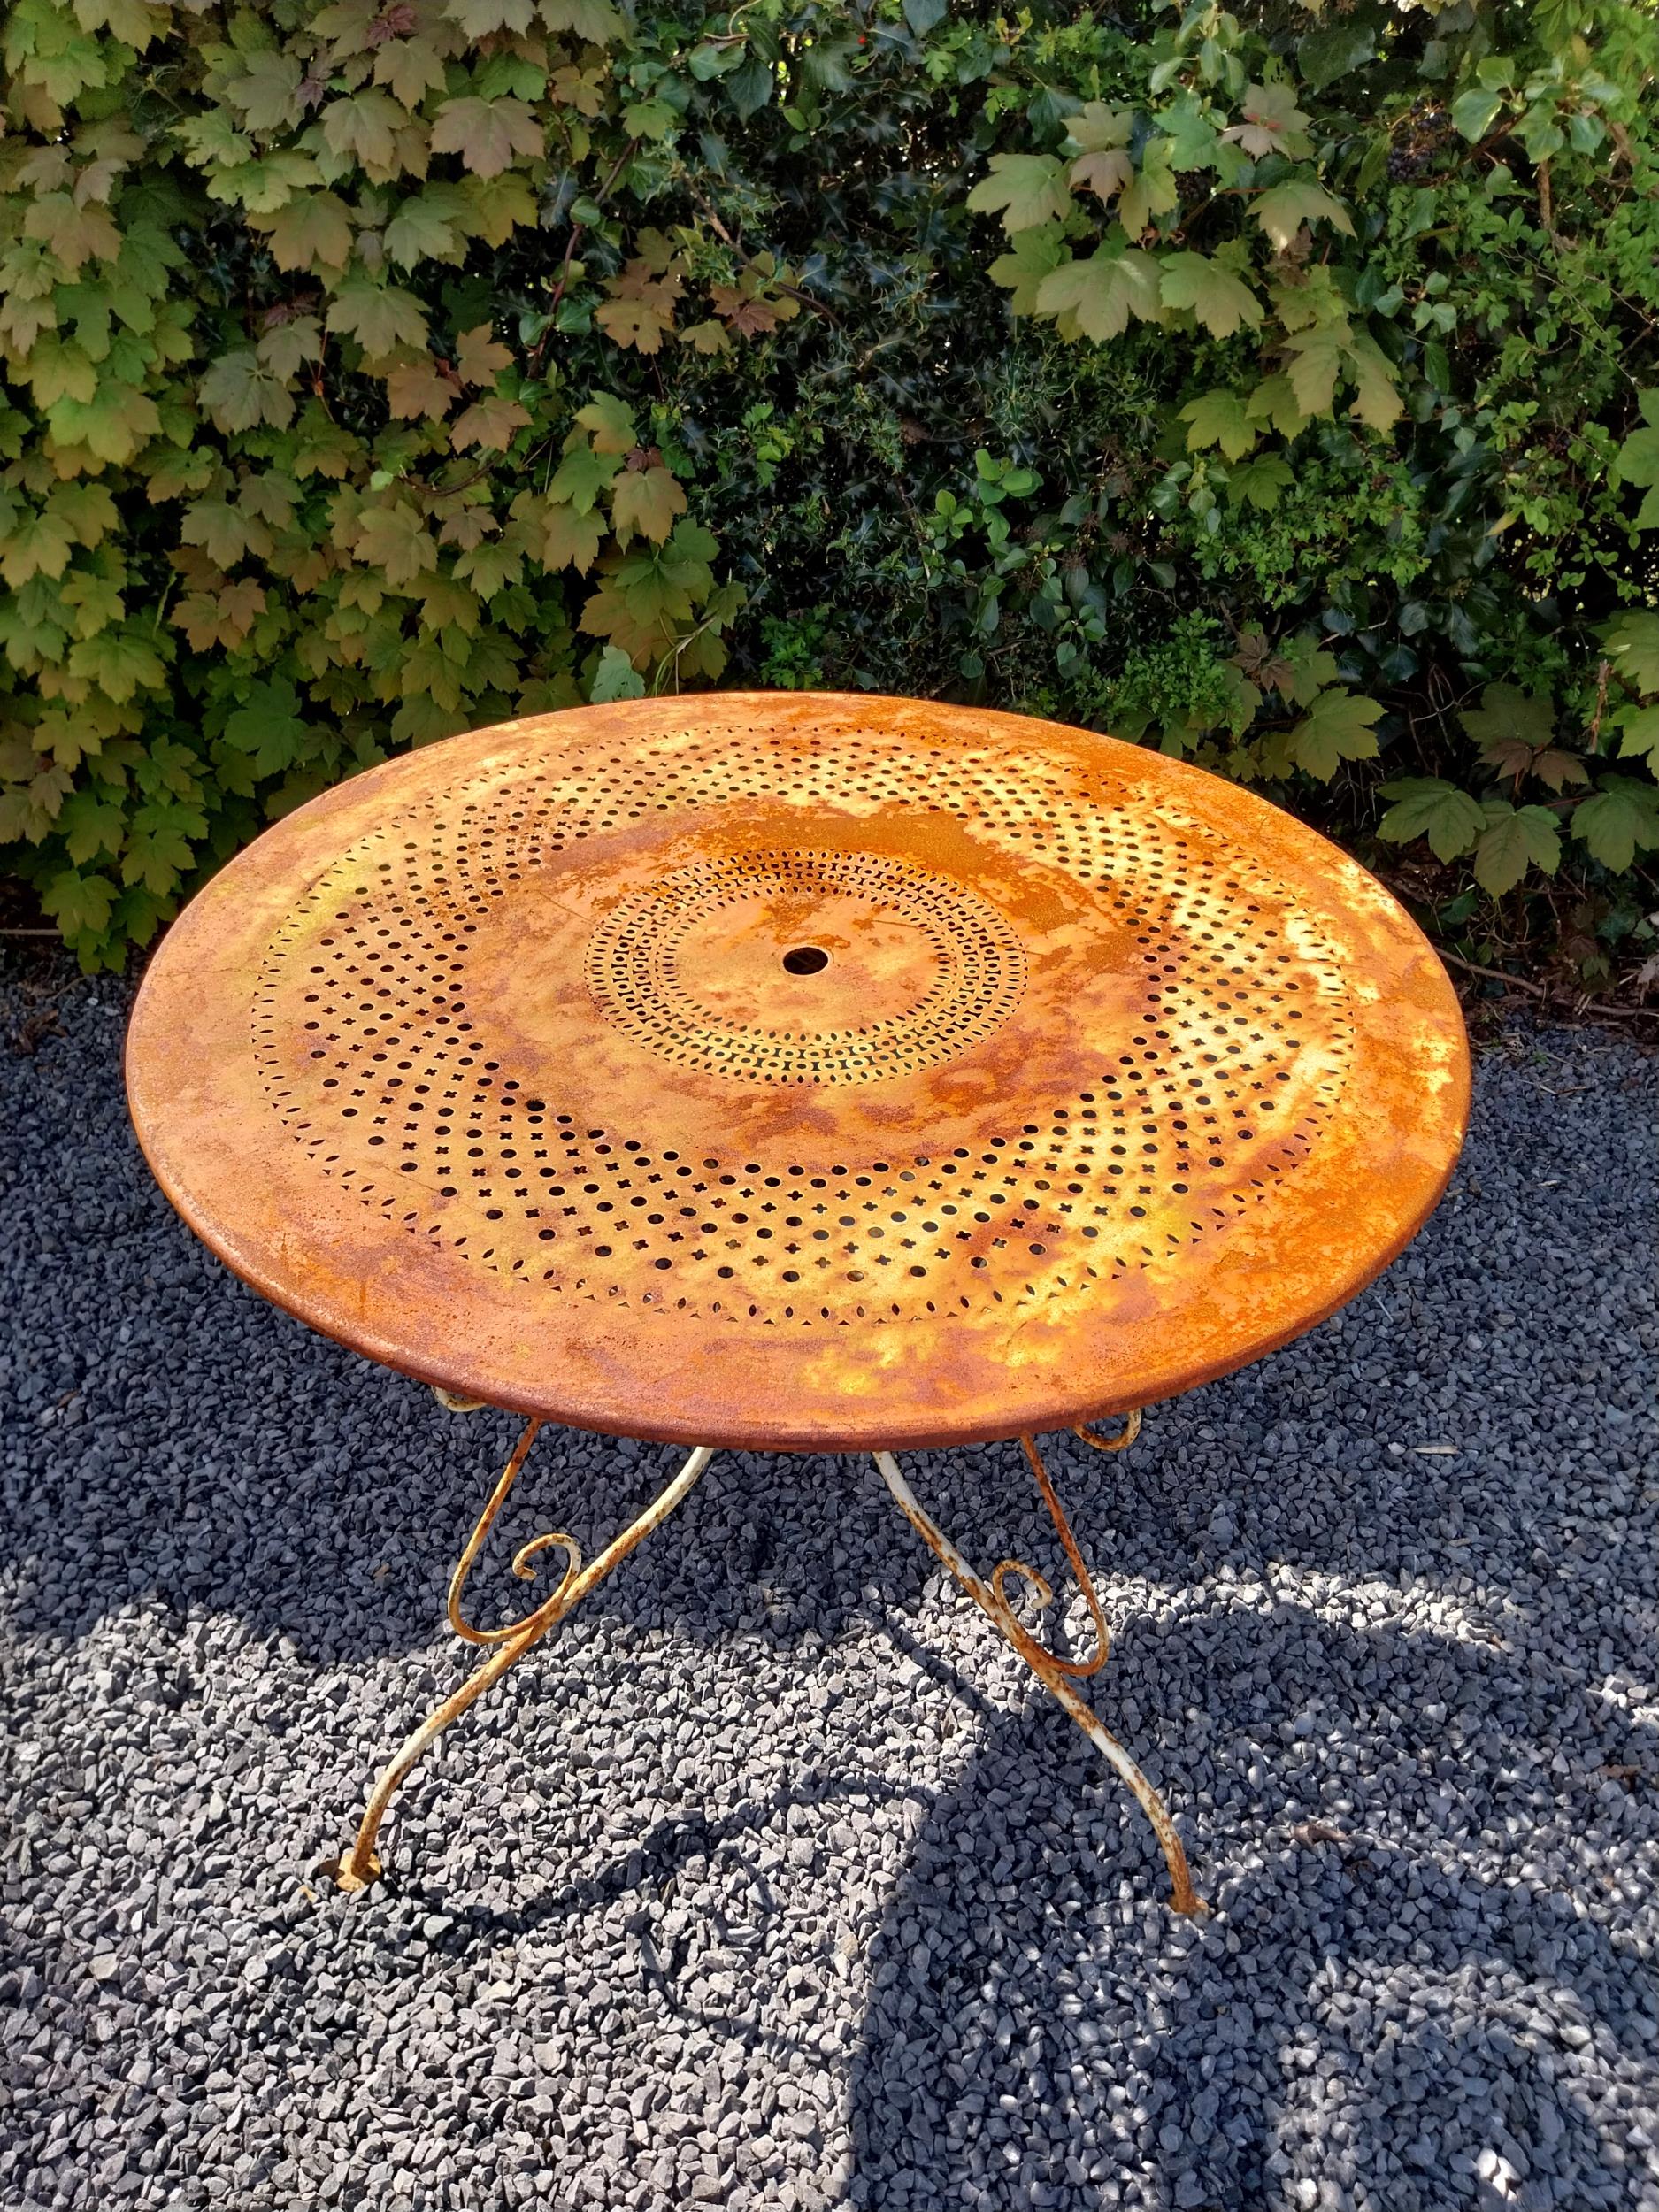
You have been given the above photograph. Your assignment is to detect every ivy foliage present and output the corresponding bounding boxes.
[1,0,1656,973]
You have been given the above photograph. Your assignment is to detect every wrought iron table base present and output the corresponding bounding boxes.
[325,1409,1203,1916]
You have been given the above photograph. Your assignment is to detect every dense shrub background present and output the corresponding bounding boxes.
[2,0,1657,977]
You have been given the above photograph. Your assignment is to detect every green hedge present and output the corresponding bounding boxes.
[2,0,1657,976]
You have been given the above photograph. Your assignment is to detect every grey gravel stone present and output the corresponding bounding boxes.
[3,956,1657,2211]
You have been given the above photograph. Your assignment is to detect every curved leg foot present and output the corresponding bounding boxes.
[872,1441,1205,1916]
[324,1427,715,1893]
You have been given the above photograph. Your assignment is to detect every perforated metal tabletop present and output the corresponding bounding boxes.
[127,693,1469,1454]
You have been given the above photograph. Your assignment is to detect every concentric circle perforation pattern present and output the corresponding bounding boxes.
[128,695,1469,1447]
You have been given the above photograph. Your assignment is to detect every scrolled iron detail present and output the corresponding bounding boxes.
[1073,1406,1142,1453]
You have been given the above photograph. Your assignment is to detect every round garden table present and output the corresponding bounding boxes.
[125,694,1469,1912]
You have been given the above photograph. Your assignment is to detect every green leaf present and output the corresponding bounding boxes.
[1251,180,1355,252]
[122,799,204,896]
[262,192,354,274]
[1602,611,1659,697]
[966,154,1071,237]
[1378,776,1487,860]
[430,96,545,180]
[41,868,117,941]
[1344,334,1402,434]
[1615,703,1659,768]
[1179,390,1257,461]
[57,788,127,866]
[224,679,312,776]
[1227,454,1294,511]
[1288,687,1382,780]
[326,282,429,360]
[199,349,296,434]
[66,630,168,703]
[0,511,74,588]
[1284,327,1344,417]
[611,465,687,548]
[1034,248,1164,342]
[541,0,625,39]
[1297,24,1375,91]
[987,225,1065,316]
[589,643,645,702]
[1571,778,1659,874]
[384,194,464,269]
[548,442,623,514]
[1460,682,1555,756]
[573,393,637,455]
[1451,88,1505,142]
[1158,254,1262,340]
[1472,800,1560,895]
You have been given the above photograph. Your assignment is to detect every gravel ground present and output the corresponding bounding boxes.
[3,954,1657,2212]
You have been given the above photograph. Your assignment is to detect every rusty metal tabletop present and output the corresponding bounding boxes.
[126,694,1469,1453]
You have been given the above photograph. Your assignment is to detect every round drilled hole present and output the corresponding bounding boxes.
[780,944,829,976]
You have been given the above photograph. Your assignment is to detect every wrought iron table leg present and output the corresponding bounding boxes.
[872,1442,1205,1916]
[326,1421,715,1893]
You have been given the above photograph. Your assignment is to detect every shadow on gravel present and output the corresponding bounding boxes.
[841,1692,1657,2212]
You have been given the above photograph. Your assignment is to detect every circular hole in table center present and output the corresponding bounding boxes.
[780,944,831,976]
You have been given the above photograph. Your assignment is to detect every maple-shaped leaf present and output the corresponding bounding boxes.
[122,798,205,896]
[574,393,638,455]
[595,295,677,355]
[1344,334,1402,433]
[531,499,605,573]
[678,320,731,357]
[541,0,625,40]
[1378,776,1486,860]
[199,350,296,434]
[1159,253,1263,340]
[708,286,780,338]
[1610,392,1659,526]
[226,50,304,134]
[1461,681,1555,767]
[455,324,512,386]
[67,629,168,703]
[430,96,544,179]
[966,154,1071,237]
[1602,611,1659,696]
[327,280,428,358]
[1571,776,1659,873]
[60,570,126,641]
[181,498,270,569]
[384,355,458,419]
[42,868,117,942]
[321,90,408,175]
[50,483,119,549]
[57,788,127,866]
[1227,454,1294,511]
[1116,142,1179,239]
[1179,390,1257,461]
[23,335,98,409]
[548,442,622,514]
[1616,703,1659,769]
[263,192,354,273]
[987,224,1065,316]
[257,311,323,380]
[0,511,75,589]
[1245,373,1310,440]
[453,537,525,595]
[1071,148,1133,204]
[1284,327,1343,417]
[443,0,534,32]
[611,465,687,548]
[1251,179,1355,252]
[384,192,463,267]
[23,193,122,273]
[374,35,448,108]
[1231,630,1297,697]
[450,395,531,451]
[1067,101,1133,156]
[1034,247,1164,342]
[351,500,436,587]
[1222,82,1314,161]
[1289,687,1382,780]
[223,678,313,776]
[1472,798,1561,896]
[589,643,646,703]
